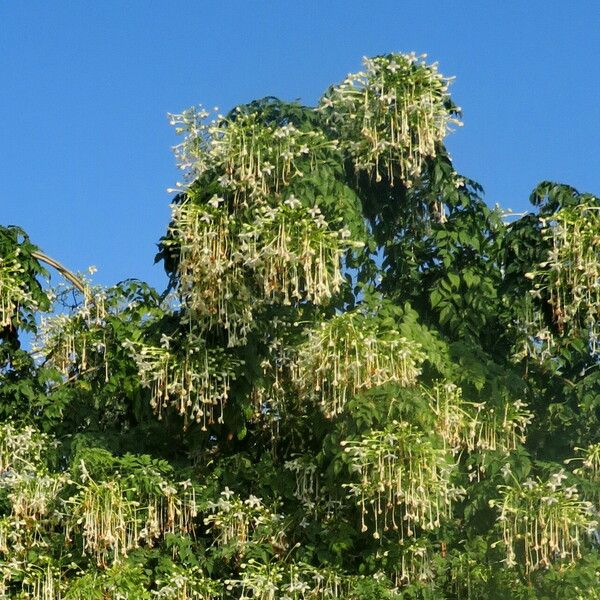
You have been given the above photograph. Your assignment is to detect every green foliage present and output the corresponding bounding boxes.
[1,52,599,598]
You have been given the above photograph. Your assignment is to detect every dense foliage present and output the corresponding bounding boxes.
[1,53,599,598]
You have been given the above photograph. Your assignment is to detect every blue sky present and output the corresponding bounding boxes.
[2,1,599,291]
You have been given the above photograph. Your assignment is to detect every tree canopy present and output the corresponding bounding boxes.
[1,52,599,599]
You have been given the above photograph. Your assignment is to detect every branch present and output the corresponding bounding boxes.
[31,250,87,296]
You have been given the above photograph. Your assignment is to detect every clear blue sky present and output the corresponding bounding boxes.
[2,1,599,291]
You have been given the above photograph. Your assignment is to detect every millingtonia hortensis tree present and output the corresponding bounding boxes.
[0,52,599,599]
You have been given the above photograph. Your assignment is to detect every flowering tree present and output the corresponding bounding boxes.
[1,53,599,599]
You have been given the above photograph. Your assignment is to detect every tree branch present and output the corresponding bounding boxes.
[31,250,87,296]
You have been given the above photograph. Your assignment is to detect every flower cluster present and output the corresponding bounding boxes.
[170,109,336,203]
[154,565,223,599]
[284,456,319,506]
[226,560,388,600]
[168,202,252,346]
[8,473,65,523]
[252,323,298,416]
[393,539,434,586]
[429,382,470,453]
[124,339,242,430]
[0,422,52,475]
[566,443,600,506]
[33,289,109,380]
[66,476,139,566]
[0,424,64,580]
[511,293,556,362]
[320,53,461,187]
[492,471,597,572]
[169,200,349,346]
[0,255,36,328]
[0,438,200,595]
[430,383,532,455]
[570,443,600,482]
[294,311,425,416]
[203,488,284,552]
[467,399,533,453]
[239,201,348,306]
[65,468,198,566]
[523,200,600,357]
[342,421,462,539]
[15,563,61,600]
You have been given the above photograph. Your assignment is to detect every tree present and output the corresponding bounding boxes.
[0,52,599,599]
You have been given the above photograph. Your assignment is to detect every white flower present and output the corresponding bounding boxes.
[284,195,301,209]
[208,195,224,208]
[244,495,262,509]
[221,486,234,499]
[564,485,578,499]
[320,97,334,109]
